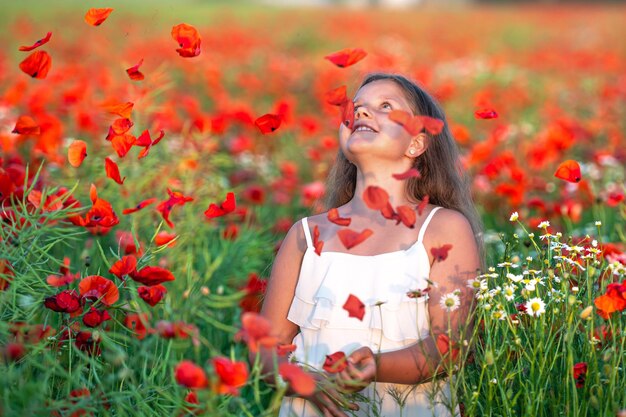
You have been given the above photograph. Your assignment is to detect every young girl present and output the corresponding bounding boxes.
[261,73,483,417]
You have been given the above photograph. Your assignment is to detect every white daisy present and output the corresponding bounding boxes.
[509,212,519,222]
[467,278,488,291]
[503,285,516,301]
[439,291,461,312]
[538,220,550,229]
[525,297,546,317]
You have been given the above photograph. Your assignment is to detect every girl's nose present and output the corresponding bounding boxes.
[355,106,371,119]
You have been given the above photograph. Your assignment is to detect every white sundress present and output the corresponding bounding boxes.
[278,206,460,417]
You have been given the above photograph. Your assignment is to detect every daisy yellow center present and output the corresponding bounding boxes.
[445,298,455,307]
[531,302,541,312]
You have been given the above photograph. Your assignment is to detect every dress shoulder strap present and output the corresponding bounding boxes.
[301,217,313,249]
[417,206,442,244]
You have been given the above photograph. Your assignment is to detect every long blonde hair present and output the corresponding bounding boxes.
[324,73,484,264]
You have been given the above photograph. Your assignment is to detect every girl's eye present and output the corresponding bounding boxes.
[381,102,392,109]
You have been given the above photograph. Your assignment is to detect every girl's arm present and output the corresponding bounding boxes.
[256,219,356,417]
[340,209,479,385]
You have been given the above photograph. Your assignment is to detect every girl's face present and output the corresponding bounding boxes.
[339,79,418,165]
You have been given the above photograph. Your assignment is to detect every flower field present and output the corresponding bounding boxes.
[1,2,625,416]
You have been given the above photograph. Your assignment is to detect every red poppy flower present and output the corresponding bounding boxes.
[343,294,365,321]
[327,208,351,227]
[175,360,208,389]
[278,363,316,396]
[122,198,157,215]
[323,351,348,374]
[171,23,202,58]
[46,257,80,287]
[254,113,282,134]
[212,356,249,395]
[156,321,200,347]
[337,228,373,250]
[239,273,267,313]
[84,8,114,26]
[126,59,145,81]
[4,342,25,362]
[81,185,120,229]
[125,313,151,340]
[324,47,367,68]
[82,306,112,328]
[436,333,460,362]
[363,186,389,210]
[68,140,87,167]
[204,192,236,219]
[19,31,52,51]
[155,231,177,247]
[19,50,51,79]
[79,275,119,306]
[431,244,453,262]
[130,266,175,286]
[12,115,40,135]
[573,362,587,388]
[235,312,279,353]
[138,284,167,306]
[44,290,82,313]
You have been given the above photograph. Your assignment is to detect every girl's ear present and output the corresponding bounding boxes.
[405,133,428,159]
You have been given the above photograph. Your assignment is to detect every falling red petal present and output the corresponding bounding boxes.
[104,157,125,185]
[392,168,421,180]
[396,205,416,228]
[254,114,282,134]
[474,109,499,119]
[417,196,429,215]
[122,198,157,215]
[343,294,365,320]
[327,208,351,226]
[312,225,324,256]
[362,186,389,210]
[388,110,424,135]
[419,116,444,135]
[325,85,348,106]
[340,100,355,130]
[431,244,453,262]
[324,47,367,68]
[84,8,114,26]
[126,59,145,81]
[19,31,52,52]
[171,23,202,58]
[68,140,88,167]
[19,50,52,79]
[12,115,40,135]
[204,192,236,219]
[337,228,373,250]
[554,160,582,183]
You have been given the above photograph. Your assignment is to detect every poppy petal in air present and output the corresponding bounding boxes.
[431,244,453,262]
[126,59,145,81]
[325,85,348,106]
[204,192,236,219]
[419,116,444,135]
[324,48,367,68]
[254,114,282,134]
[84,8,114,26]
[392,167,421,180]
[122,198,157,215]
[337,228,373,250]
[474,108,498,119]
[417,195,429,216]
[389,110,424,135]
[363,186,389,210]
[19,31,52,51]
[278,363,316,396]
[396,205,416,229]
[171,23,201,58]
[19,50,52,79]
[12,115,40,135]
[327,208,351,226]
[343,294,365,321]
[104,157,125,185]
[68,140,88,167]
[340,99,355,130]
[554,160,582,183]
[312,225,324,256]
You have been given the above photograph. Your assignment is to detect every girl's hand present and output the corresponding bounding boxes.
[335,347,377,393]
[301,372,359,417]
